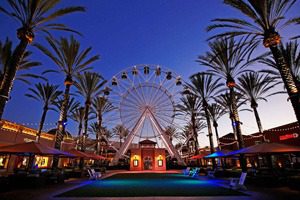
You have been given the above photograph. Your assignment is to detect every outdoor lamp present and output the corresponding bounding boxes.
[133,155,138,167]
[158,155,163,167]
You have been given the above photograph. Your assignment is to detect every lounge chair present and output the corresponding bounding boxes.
[87,168,101,180]
[183,167,191,175]
[190,167,200,177]
[229,172,247,190]
[207,168,216,178]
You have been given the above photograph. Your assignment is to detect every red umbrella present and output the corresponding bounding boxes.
[66,149,105,160]
[226,142,300,156]
[190,154,208,159]
[0,141,74,157]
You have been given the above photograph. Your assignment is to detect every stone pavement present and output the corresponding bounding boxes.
[0,170,299,200]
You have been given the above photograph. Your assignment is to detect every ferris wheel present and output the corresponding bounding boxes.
[103,64,186,165]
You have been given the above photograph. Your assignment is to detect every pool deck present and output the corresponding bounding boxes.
[0,170,299,200]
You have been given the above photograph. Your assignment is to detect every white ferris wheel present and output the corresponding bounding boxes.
[103,64,186,165]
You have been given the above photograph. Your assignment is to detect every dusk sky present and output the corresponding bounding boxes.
[0,0,299,147]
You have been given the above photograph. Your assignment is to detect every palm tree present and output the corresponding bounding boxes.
[25,82,62,142]
[0,0,84,119]
[53,96,80,119]
[0,38,42,117]
[176,94,202,155]
[70,106,85,150]
[215,92,250,139]
[207,0,300,124]
[35,36,99,164]
[237,72,279,140]
[197,37,256,172]
[207,103,227,150]
[112,125,129,148]
[75,72,106,151]
[260,41,300,90]
[164,126,182,143]
[187,72,223,157]
[88,122,101,154]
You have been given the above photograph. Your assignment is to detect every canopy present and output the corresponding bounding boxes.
[205,150,228,158]
[0,141,74,157]
[226,143,300,156]
[190,154,208,159]
[66,149,105,160]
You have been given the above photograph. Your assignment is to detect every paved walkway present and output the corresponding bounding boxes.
[0,170,299,200]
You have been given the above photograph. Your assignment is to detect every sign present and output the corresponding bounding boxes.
[279,133,299,141]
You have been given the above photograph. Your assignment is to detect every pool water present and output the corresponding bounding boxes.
[57,173,247,197]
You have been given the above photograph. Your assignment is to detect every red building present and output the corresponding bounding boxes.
[219,122,300,150]
[130,139,166,171]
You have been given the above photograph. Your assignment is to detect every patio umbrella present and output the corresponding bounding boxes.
[66,149,105,160]
[190,154,208,159]
[205,150,229,158]
[0,141,74,157]
[226,143,300,156]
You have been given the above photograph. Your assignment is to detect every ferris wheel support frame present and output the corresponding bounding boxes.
[111,108,186,166]
[111,110,147,165]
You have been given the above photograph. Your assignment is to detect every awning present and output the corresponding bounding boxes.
[226,142,300,156]
[205,150,228,158]
[190,154,208,159]
[0,141,74,157]
[66,149,105,160]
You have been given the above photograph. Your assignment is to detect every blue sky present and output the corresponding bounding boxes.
[0,0,299,147]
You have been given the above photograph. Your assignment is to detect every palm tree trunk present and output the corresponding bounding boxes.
[36,106,48,143]
[213,121,221,150]
[53,83,71,168]
[269,46,300,125]
[204,105,216,169]
[0,39,28,119]
[81,101,90,152]
[252,106,266,142]
[97,114,102,154]
[229,87,247,172]
[76,122,82,150]
[191,113,199,155]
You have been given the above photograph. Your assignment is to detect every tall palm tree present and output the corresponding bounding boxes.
[0,38,43,117]
[207,103,227,150]
[25,82,62,142]
[260,41,300,90]
[70,106,85,150]
[75,72,106,151]
[207,0,300,124]
[53,96,80,119]
[112,125,129,148]
[0,0,84,119]
[215,92,250,139]
[35,36,99,164]
[0,38,43,85]
[88,122,101,154]
[164,126,182,143]
[197,37,257,172]
[176,94,202,155]
[187,72,223,157]
[237,72,279,139]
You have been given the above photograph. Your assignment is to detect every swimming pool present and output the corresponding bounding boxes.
[57,173,247,197]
